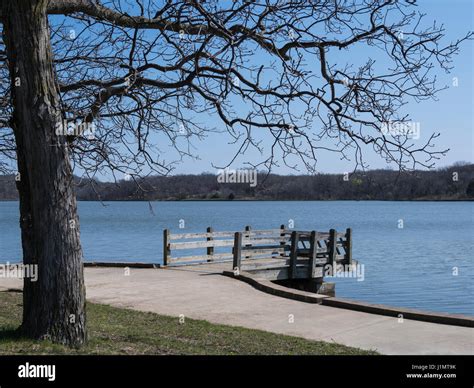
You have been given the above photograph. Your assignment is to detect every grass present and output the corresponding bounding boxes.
[0,291,377,355]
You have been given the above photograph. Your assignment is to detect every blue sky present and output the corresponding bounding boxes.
[162,0,473,175]
[45,0,473,179]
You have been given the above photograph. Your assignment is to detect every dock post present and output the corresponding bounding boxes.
[206,226,214,262]
[328,229,337,275]
[279,224,286,257]
[289,231,300,279]
[244,225,251,259]
[233,232,243,273]
[163,229,170,266]
[308,231,318,278]
[345,228,352,265]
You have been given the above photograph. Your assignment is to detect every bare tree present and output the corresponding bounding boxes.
[0,0,471,346]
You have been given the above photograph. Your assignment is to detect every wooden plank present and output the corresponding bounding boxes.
[242,244,290,251]
[243,229,283,235]
[168,252,320,265]
[328,228,337,269]
[240,254,288,261]
[278,230,333,237]
[163,229,170,266]
[308,231,318,278]
[170,229,334,240]
[233,232,243,272]
[167,258,234,267]
[169,229,283,240]
[171,238,287,250]
[241,256,309,265]
[242,238,288,245]
[168,253,233,263]
[280,230,312,236]
[169,239,235,249]
[242,252,288,259]
[169,231,235,240]
[174,257,333,267]
[289,231,300,279]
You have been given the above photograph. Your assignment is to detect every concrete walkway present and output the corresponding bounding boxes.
[1,266,473,355]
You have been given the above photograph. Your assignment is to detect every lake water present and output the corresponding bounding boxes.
[1,201,473,316]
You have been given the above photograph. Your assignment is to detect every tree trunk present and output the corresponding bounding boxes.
[3,0,86,347]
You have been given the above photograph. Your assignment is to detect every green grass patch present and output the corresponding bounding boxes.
[0,291,377,355]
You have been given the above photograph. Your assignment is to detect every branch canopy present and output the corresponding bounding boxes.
[0,0,472,177]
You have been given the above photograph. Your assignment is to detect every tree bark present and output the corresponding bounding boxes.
[3,0,86,346]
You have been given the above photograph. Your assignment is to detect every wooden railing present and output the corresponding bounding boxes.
[163,225,288,266]
[232,228,352,279]
[164,225,352,280]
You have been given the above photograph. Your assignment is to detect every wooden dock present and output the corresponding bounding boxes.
[163,225,354,295]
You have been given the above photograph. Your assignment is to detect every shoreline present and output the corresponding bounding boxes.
[2,261,472,321]
[223,269,474,327]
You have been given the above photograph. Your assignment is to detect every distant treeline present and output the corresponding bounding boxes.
[1,163,473,201]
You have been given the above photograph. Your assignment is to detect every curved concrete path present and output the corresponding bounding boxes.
[1,266,473,355]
